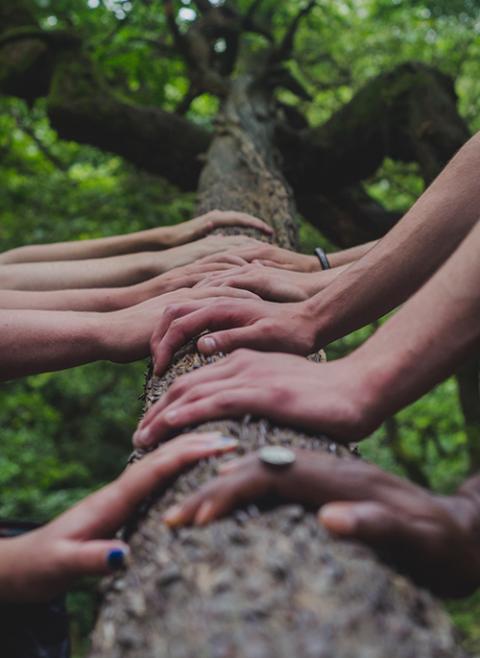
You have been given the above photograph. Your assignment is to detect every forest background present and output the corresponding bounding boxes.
[0,0,479,655]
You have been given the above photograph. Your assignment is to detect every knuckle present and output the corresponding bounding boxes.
[169,318,189,341]
[162,304,181,322]
[260,318,279,336]
[270,384,293,406]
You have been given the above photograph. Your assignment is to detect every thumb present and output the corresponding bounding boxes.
[318,501,397,543]
[66,540,130,578]
[197,324,272,355]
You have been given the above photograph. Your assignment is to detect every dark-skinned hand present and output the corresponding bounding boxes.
[162,449,480,598]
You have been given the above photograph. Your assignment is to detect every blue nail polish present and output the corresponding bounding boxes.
[107,548,127,570]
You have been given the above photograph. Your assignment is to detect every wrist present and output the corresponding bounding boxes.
[152,227,177,249]
[90,312,123,361]
[334,350,391,437]
[301,294,338,348]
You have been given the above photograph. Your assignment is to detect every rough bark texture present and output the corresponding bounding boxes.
[88,77,466,658]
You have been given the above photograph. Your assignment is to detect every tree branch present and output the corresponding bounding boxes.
[296,186,400,247]
[11,108,69,171]
[273,0,317,63]
[277,62,470,209]
[0,10,211,190]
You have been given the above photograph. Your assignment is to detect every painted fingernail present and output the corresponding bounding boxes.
[199,336,217,354]
[163,504,183,527]
[134,428,151,447]
[319,506,356,535]
[107,547,130,571]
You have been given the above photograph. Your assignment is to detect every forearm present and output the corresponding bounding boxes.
[0,310,107,380]
[327,240,377,268]
[304,264,348,296]
[349,220,480,424]
[308,132,480,344]
[0,286,140,312]
[0,252,159,291]
[0,227,173,264]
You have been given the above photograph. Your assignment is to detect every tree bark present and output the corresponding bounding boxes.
[88,77,465,658]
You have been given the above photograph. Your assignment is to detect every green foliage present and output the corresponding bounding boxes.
[1,0,479,653]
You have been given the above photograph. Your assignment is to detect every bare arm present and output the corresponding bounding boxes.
[0,287,257,380]
[146,133,480,367]
[327,240,377,268]
[310,132,480,345]
[350,218,480,424]
[145,220,480,446]
[0,235,260,291]
[0,211,273,264]
[0,309,106,380]
[0,259,240,311]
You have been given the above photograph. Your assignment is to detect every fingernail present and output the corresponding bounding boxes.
[319,506,357,535]
[107,547,130,571]
[199,336,217,354]
[134,428,151,447]
[195,500,214,526]
[215,436,238,447]
[163,504,183,527]
[165,410,178,424]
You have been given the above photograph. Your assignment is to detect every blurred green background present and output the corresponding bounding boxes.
[0,0,479,655]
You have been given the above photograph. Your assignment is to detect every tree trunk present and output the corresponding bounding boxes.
[88,77,465,658]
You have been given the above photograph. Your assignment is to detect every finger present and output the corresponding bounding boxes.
[152,300,203,348]
[318,501,427,550]
[137,378,247,440]
[212,213,273,235]
[257,259,296,271]
[163,456,262,527]
[64,540,131,578]
[197,323,275,356]
[190,286,259,300]
[201,254,249,267]
[51,433,239,539]
[138,359,238,431]
[138,389,262,448]
[217,455,252,474]
[153,302,249,375]
[144,360,237,420]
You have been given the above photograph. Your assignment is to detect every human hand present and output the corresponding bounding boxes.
[0,432,238,602]
[198,242,319,272]
[162,210,273,247]
[162,448,480,598]
[195,262,324,301]
[103,286,260,364]
[150,294,319,376]
[161,235,269,272]
[129,258,246,305]
[134,350,374,448]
